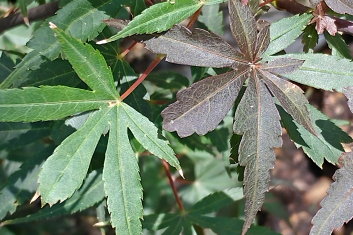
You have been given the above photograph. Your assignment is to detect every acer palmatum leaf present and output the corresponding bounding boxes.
[228,0,257,61]
[162,69,249,137]
[254,23,270,59]
[260,70,316,135]
[233,76,282,235]
[324,0,353,15]
[144,25,246,68]
[310,152,353,235]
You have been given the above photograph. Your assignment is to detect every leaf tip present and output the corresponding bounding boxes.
[178,169,185,179]
[96,39,108,45]
[49,22,57,29]
[30,191,40,204]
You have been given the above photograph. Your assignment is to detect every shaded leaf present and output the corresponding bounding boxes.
[162,69,248,137]
[0,147,50,220]
[51,24,118,98]
[38,108,110,205]
[0,86,109,122]
[97,0,202,44]
[103,105,143,235]
[0,53,15,83]
[263,13,312,57]
[198,4,224,35]
[302,24,319,52]
[325,32,353,59]
[228,0,257,60]
[343,86,353,113]
[144,25,245,68]
[121,103,181,170]
[324,0,353,15]
[279,53,353,91]
[279,105,351,167]
[310,152,353,234]
[260,69,315,134]
[0,0,118,89]
[1,170,104,225]
[233,77,282,234]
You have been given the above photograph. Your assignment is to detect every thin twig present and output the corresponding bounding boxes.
[162,160,185,211]
[186,7,202,28]
[118,41,138,58]
[120,55,163,100]
[0,1,59,34]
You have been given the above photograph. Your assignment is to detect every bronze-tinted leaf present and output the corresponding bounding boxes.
[233,76,282,234]
[310,152,353,235]
[144,25,246,68]
[261,58,304,74]
[162,69,249,137]
[260,69,316,135]
[324,0,353,15]
[254,22,270,59]
[228,0,257,60]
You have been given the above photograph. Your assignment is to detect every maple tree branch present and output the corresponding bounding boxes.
[0,1,59,34]
[162,160,185,211]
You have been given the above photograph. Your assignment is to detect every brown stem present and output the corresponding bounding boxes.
[162,160,185,211]
[0,1,59,34]
[259,0,276,8]
[119,7,202,101]
[119,41,138,58]
[186,7,202,28]
[120,55,163,100]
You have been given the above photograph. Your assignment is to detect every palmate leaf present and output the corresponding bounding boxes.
[162,69,248,137]
[324,32,353,60]
[324,0,353,15]
[97,0,203,44]
[0,23,181,235]
[233,77,282,234]
[310,152,353,234]
[0,0,119,89]
[1,170,104,226]
[144,25,246,68]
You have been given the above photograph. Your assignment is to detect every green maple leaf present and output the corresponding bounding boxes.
[0,23,181,235]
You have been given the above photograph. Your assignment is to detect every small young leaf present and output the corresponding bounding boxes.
[97,0,202,44]
[260,70,315,134]
[302,24,319,52]
[310,152,353,234]
[51,24,118,98]
[228,0,257,60]
[233,77,282,234]
[38,108,110,205]
[263,13,312,57]
[324,0,353,15]
[0,86,109,122]
[162,69,248,137]
[1,170,104,225]
[144,25,246,68]
[103,105,143,235]
[120,103,181,170]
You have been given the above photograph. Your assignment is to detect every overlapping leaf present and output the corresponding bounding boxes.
[97,0,203,44]
[324,0,353,15]
[310,152,353,234]
[0,24,181,235]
